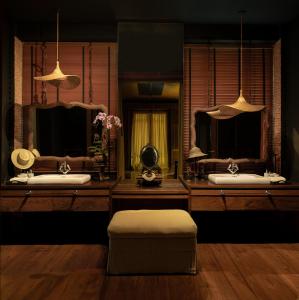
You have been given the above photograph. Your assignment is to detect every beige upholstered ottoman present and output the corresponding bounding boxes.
[107,209,197,274]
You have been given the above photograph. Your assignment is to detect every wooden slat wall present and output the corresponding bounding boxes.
[183,48,191,161]
[213,48,239,105]
[272,40,281,173]
[183,44,274,169]
[22,42,117,106]
[183,45,210,159]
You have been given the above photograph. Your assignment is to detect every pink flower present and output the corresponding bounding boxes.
[93,112,122,130]
[98,112,107,121]
[114,116,122,127]
[106,122,113,129]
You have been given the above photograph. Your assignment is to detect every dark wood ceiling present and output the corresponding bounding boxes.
[5,0,299,25]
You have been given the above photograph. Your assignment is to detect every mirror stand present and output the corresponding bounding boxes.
[136,144,162,186]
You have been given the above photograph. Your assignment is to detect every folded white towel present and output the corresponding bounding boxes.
[269,176,286,183]
[9,176,28,183]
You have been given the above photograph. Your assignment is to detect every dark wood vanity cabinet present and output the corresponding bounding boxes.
[1,180,299,213]
[0,182,115,213]
[111,179,189,213]
[186,181,299,211]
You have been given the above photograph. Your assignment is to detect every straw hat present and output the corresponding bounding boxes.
[31,148,40,158]
[187,147,207,160]
[11,148,35,170]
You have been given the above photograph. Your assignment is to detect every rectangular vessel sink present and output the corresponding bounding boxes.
[27,174,91,185]
[208,173,271,184]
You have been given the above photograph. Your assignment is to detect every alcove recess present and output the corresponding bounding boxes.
[14,37,119,173]
[183,40,282,174]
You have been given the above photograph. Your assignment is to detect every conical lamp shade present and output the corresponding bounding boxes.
[34,61,80,90]
[218,92,265,115]
[207,109,242,120]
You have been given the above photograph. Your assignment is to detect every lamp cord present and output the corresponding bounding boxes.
[56,10,59,62]
[240,14,243,96]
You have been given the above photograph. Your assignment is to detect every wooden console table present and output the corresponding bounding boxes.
[111,179,189,213]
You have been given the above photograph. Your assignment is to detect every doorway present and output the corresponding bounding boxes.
[121,96,179,178]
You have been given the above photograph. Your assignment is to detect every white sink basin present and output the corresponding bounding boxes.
[208,173,271,184]
[27,174,91,184]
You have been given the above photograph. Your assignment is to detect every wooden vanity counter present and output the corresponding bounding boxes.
[0,180,117,213]
[2,178,299,213]
[183,178,299,211]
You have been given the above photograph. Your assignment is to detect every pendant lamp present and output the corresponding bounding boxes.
[207,109,241,120]
[34,11,80,90]
[208,13,265,119]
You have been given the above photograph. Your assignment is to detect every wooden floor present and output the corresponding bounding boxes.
[1,244,299,300]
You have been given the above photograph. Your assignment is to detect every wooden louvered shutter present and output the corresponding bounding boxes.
[212,48,239,105]
[183,45,210,159]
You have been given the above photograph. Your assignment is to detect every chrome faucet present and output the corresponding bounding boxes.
[227,160,239,175]
[59,161,71,175]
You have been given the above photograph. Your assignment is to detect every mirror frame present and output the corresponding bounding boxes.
[190,106,270,164]
[140,144,159,170]
[17,101,108,167]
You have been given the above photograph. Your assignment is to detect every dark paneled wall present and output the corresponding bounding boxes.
[185,23,281,42]
[15,22,280,43]
[1,17,14,183]
[118,22,183,78]
[282,16,299,181]
[14,23,117,42]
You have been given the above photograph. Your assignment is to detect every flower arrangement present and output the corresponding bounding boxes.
[88,112,122,160]
[93,112,122,130]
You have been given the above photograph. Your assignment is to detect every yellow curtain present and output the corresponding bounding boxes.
[131,113,150,170]
[152,113,168,171]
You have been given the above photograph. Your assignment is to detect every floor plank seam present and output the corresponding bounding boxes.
[220,244,260,300]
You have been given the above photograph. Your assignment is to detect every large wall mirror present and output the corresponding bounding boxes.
[16,102,107,170]
[190,108,270,173]
[195,111,262,158]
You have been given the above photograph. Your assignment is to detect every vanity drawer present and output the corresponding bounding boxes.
[225,196,274,210]
[22,196,73,211]
[0,197,24,212]
[191,196,225,211]
[72,196,110,211]
[222,190,274,210]
[270,191,299,210]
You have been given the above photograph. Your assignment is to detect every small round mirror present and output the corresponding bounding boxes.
[140,144,159,170]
